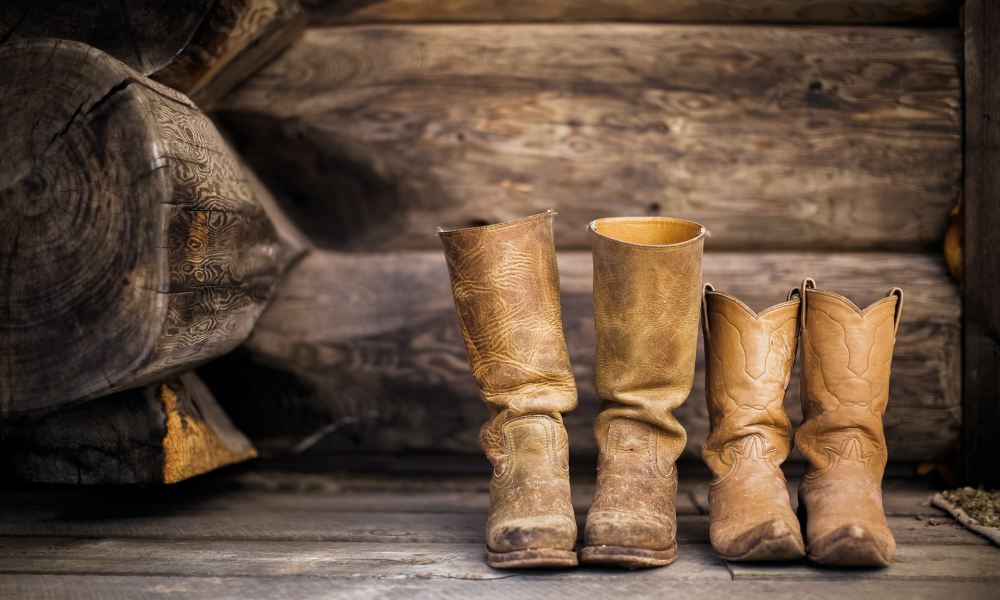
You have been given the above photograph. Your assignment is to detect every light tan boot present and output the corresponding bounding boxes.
[580,217,706,568]
[439,211,578,569]
[796,279,902,567]
[701,284,805,561]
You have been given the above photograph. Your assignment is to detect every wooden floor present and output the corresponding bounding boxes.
[0,465,997,599]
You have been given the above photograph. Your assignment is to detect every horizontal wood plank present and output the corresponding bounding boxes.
[222,250,961,461]
[0,506,979,546]
[0,537,994,582]
[728,544,1000,580]
[0,539,721,580]
[5,575,995,599]
[305,0,961,25]
[217,24,961,252]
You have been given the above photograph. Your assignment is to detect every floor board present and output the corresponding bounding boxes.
[0,469,995,598]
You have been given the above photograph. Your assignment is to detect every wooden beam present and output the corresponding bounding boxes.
[217,25,962,252]
[212,250,961,462]
[0,0,214,75]
[0,40,303,415]
[0,374,256,485]
[0,0,305,109]
[152,0,307,108]
[306,0,961,26]
[962,0,1000,487]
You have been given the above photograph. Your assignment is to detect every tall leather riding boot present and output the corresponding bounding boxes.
[438,211,579,569]
[580,217,706,568]
[702,284,805,561]
[796,279,903,567]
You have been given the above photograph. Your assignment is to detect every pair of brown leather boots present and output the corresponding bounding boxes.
[703,279,901,567]
[438,212,901,570]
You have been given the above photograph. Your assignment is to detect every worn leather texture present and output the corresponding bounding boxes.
[584,217,706,558]
[702,286,804,560]
[796,282,903,567]
[438,211,578,561]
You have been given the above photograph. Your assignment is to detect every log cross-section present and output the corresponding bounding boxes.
[0,39,301,416]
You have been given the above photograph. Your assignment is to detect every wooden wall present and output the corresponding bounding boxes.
[211,2,964,463]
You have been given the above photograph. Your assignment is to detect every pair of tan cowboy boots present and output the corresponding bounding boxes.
[438,211,706,569]
[702,279,903,567]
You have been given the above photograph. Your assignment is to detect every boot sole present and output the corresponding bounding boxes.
[579,544,677,568]
[485,548,579,569]
[717,531,806,562]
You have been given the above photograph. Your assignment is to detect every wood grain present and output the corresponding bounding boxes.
[0,476,994,596]
[212,250,961,462]
[961,0,1000,487]
[0,40,300,415]
[0,0,305,110]
[0,0,214,74]
[0,374,255,485]
[306,0,961,25]
[1,538,994,582]
[217,24,961,251]
[152,0,306,108]
[1,576,995,600]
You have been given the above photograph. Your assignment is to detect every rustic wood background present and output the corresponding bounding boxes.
[0,0,968,480]
[204,2,964,464]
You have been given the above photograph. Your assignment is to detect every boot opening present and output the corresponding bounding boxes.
[590,217,705,247]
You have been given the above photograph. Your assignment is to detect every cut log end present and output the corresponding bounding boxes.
[0,39,297,415]
[0,374,256,485]
[162,374,257,484]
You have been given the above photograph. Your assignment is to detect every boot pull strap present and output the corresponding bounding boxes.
[887,287,904,336]
[793,278,816,328]
[701,283,715,343]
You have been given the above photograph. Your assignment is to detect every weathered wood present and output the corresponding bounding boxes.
[962,0,1000,487]
[1,576,996,600]
[0,502,973,547]
[152,0,307,108]
[307,0,961,25]
[0,1,305,109]
[0,476,995,596]
[0,1,215,74]
[728,544,1000,580]
[0,374,255,485]
[0,40,301,415]
[217,25,961,252]
[210,250,961,462]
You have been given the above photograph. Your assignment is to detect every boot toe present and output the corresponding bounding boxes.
[584,510,673,551]
[807,522,895,567]
[715,518,805,562]
[487,514,577,554]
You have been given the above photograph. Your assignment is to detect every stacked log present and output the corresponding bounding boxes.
[0,39,305,482]
[0,0,305,108]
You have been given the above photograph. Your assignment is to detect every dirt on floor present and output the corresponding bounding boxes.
[941,487,1000,528]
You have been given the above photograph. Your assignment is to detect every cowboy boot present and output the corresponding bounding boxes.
[438,211,578,569]
[796,279,903,567]
[701,284,805,561]
[580,217,706,568]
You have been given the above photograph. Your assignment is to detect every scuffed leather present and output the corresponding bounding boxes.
[585,217,706,552]
[796,283,902,566]
[439,211,577,555]
[702,287,804,559]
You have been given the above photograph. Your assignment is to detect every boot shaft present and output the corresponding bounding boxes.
[438,211,577,415]
[589,217,706,460]
[701,286,800,476]
[796,280,903,484]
